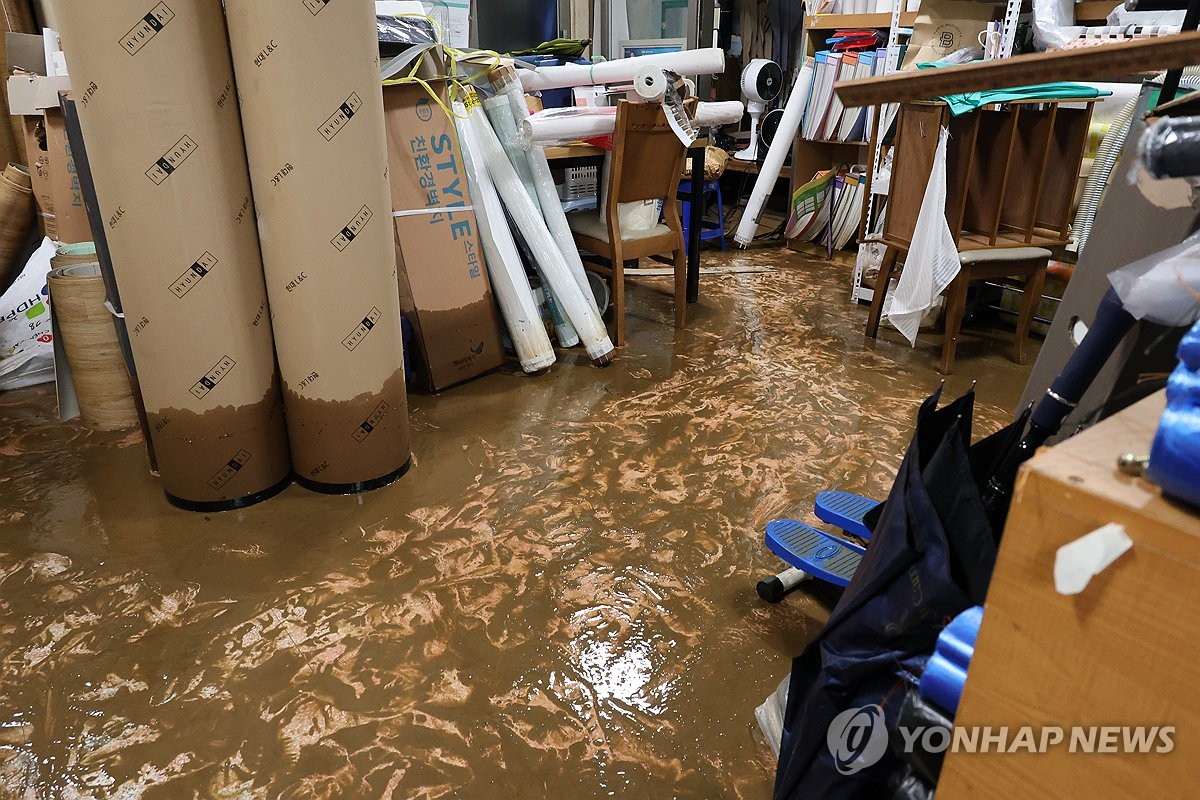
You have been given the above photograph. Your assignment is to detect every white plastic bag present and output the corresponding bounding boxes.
[885,128,960,346]
[0,237,57,391]
[1109,227,1200,327]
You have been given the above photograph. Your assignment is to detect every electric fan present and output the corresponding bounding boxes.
[735,58,783,162]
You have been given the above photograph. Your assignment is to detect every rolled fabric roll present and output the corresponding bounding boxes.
[50,241,97,271]
[695,100,746,127]
[482,93,580,349]
[492,67,605,323]
[633,66,669,102]
[54,0,292,511]
[47,262,140,431]
[0,163,33,291]
[454,101,556,374]
[225,0,411,494]
[520,101,744,146]
[519,47,726,92]
[465,91,613,366]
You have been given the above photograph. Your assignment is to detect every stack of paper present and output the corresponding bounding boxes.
[784,164,866,250]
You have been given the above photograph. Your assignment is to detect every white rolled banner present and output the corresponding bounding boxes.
[735,59,815,248]
[695,100,745,127]
[519,47,726,92]
[493,70,602,317]
[520,101,744,147]
[633,66,669,102]
[465,93,614,365]
[481,93,581,349]
[454,102,556,374]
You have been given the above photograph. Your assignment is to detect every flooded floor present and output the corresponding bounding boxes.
[0,250,1037,799]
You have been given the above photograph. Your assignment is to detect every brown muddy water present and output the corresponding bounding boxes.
[0,251,1035,799]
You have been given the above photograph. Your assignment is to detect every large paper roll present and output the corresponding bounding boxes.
[54,0,292,511]
[0,163,33,290]
[519,102,745,147]
[225,0,410,493]
[47,262,140,431]
[520,47,726,92]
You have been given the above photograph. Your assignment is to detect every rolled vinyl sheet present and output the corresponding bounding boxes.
[225,0,411,493]
[520,101,745,146]
[53,0,292,511]
[520,47,726,92]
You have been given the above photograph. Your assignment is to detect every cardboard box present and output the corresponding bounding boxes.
[6,33,90,243]
[383,81,505,392]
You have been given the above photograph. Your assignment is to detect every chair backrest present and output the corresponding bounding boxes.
[606,99,693,207]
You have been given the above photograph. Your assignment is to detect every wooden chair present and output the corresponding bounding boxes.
[568,100,692,346]
[866,246,1051,374]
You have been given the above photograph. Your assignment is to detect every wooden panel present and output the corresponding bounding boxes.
[805,11,918,30]
[999,104,1056,242]
[834,32,1200,108]
[962,108,1017,244]
[938,392,1200,799]
[881,103,945,247]
[944,111,980,239]
[1036,105,1094,236]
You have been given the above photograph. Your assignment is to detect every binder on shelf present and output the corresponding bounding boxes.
[840,51,875,141]
[802,50,841,140]
[823,51,859,140]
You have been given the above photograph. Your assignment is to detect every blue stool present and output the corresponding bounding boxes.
[678,179,726,254]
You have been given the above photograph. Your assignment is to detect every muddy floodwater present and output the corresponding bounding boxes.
[0,252,1032,798]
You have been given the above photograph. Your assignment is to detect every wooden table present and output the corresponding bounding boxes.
[545,139,709,305]
[938,391,1200,797]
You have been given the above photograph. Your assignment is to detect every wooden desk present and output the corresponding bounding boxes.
[938,391,1200,798]
[545,139,709,305]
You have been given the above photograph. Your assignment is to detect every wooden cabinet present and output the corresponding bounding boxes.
[937,392,1200,798]
[884,98,1095,253]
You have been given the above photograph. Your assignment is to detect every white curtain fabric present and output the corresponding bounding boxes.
[885,127,961,346]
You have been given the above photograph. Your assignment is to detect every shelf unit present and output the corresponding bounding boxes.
[804,12,919,30]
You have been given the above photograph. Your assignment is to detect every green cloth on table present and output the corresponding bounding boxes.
[914,63,1111,115]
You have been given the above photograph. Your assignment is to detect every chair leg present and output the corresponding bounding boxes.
[611,242,626,347]
[713,180,726,251]
[674,244,687,330]
[865,245,898,339]
[940,272,971,375]
[680,200,691,259]
[1013,263,1047,366]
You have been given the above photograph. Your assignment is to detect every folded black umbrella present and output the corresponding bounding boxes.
[773,388,1001,799]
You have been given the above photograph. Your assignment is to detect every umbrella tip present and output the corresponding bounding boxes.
[970,379,978,391]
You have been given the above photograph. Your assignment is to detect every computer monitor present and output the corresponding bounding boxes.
[619,39,687,59]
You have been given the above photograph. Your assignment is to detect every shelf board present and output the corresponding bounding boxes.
[802,137,870,145]
[805,12,918,31]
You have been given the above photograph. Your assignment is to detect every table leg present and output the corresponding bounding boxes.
[687,148,704,304]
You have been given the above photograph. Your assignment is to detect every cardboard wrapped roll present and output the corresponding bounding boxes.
[0,163,33,291]
[225,0,410,492]
[50,241,96,270]
[47,262,140,431]
[53,0,292,510]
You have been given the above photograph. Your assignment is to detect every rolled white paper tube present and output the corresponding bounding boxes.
[519,47,726,92]
[466,98,615,365]
[735,60,815,247]
[481,95,580,348]
[694,100,745,127]
[494,72,601,316]
[454,103,557,374]
[521,102,744,146]
[633,66,669,102]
